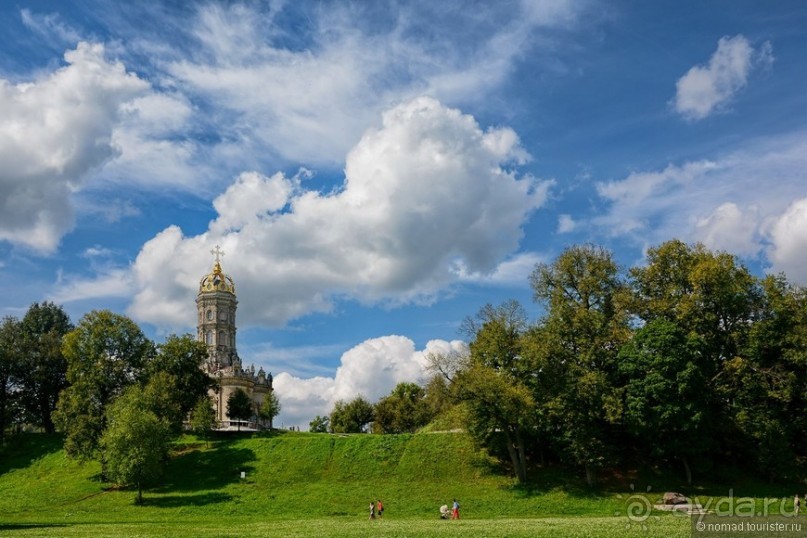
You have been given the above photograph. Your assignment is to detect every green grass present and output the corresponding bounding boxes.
[0,432,796,537]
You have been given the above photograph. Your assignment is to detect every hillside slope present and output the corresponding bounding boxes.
[0,431,616,525]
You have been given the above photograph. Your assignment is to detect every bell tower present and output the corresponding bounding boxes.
[196,245,239,372]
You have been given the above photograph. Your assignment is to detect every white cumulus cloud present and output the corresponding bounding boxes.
[272,336,467,429]
[766,197,807,284]
[0,42,149,252]
[673,35,773,121]
[126,97,551,328]
[694,202,760,257]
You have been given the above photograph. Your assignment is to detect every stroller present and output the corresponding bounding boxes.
[439,505,450,519]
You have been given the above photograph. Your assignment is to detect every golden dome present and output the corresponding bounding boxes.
[199,261,235,294]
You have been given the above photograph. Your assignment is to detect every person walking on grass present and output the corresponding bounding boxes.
[377,499,384,518]
[451,498,460,520]
[795,494,800,516]
[369,500,376,520]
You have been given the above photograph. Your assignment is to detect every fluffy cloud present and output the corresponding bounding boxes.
[127,97,550,327]
[593,133,807,283]
[272,336,467,429]
[673,35,773,121]
[694,202,759,256]
[766,198,807,284]
[0,42,148,252]
[211,171,297,233]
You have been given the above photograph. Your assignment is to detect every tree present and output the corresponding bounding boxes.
[455,361,534,483]
[329,396,374,433]
[100,385,171,504]
[630,240,760,374]
[309,415,329,433]
[259,392,281,430]
[529,245,631,486]
[618,319,709,485]
[190,396,217,447]
[730,275,807,481]
[17,303,72,433]
[0,316,22,444]
[226,388,253,431]
[141,371,183,433]
[148,334,212,425]
[629,240,763,473]
[452,301,535,484]
[422,374,452,420]
[54,310,154,461]
[373,382,431,434]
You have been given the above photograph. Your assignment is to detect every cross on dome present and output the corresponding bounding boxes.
[211,245,225,264]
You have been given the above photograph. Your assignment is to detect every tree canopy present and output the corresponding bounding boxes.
[54,310,154,461]
[100,384,171,504]
[226,388,253,431]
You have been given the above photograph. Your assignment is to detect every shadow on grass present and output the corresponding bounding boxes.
[140,491,233,508]
[507,461,806,504]
[0,433,64,477]
[156,440,256,494]
[507,466,597,499]
[0,524,69,531]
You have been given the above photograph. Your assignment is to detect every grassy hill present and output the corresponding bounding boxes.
[0,431,793,537]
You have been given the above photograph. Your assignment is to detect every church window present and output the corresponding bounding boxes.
[206,309,213,321]
[205,330,213,345]
[220,310,227,321]
[219,331,225,345]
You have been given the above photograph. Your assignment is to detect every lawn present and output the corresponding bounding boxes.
[0,432,797,537]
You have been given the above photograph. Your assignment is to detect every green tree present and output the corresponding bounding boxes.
[258,392,281,430]
[529,244,630,486]
[0,316,22,444]
[453,301,535,483]
[455,361,534,483]
[329,396,374,433]
[100,385,171,504]
[618,319,709,485]
[226,388,253,431]
[148,334,212,425]
[731,275,807,481]
[630,240,759,378]
[422,374,452,420]
[141,371,183,433]
[54,310,154,461]
[309,415,329,433]
[190,396,217,447]
[18,302,72,433]
[629,240,763,470]
[373,382,431,434]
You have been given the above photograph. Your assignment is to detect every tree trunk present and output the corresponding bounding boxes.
[41,396,55,433]
[584,463,596,487]
[504,429,527,484]
[515,429,527,482]
[682,455,692,486]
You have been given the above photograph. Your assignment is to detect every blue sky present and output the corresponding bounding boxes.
[1,1,805,427]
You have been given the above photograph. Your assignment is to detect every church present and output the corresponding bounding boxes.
[196,246,273,430]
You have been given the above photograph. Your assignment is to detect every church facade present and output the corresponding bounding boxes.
[197,247,273,430]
